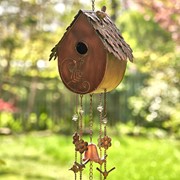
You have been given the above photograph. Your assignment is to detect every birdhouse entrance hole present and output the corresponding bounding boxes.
[76,42,88,55]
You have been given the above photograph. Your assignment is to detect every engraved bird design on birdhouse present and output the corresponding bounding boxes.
[49,7,133,94]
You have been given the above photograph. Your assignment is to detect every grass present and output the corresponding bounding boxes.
[0,132,179,180]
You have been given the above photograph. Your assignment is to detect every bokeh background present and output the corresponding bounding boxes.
[0,0,179,179]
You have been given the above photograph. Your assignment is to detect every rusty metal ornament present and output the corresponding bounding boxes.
[98,135,112,150]
[69,160,90,173]
[73,132,80,144]
[49,7,133,95]
[75,139,88,154]
[97,167,116,179]
[83,143,106,165]
[50,3,133,180]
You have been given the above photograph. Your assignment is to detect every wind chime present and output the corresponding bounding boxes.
[49,0,133,179]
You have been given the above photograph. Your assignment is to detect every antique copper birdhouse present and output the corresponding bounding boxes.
[50,9,133,94]
[49,4,133,180]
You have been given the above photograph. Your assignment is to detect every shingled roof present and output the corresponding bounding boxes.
[80,10,133,62]
[49,9,133,62]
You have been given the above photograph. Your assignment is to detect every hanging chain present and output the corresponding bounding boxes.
[75,94,79,132]
[103,89,107,175]
[75,94,79,180]
[98,93,103,180]
[89,94,93,180]
[79,94,83,180]
[97,90,115,179]
[80,153,83,180]
[74,149,77,180]
[89,161,93,180]
[103,89,107,121]
[92,0,95,11]
[89,94,93,143]
[79,95,83,139]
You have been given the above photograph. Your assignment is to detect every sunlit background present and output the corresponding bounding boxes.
[0,0,179,179]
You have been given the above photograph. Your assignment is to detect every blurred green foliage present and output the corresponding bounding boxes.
[0,0,179,137]
[117,10,180,137]
[0,134,179,179]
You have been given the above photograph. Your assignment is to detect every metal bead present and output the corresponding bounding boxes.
[97,105,103,112]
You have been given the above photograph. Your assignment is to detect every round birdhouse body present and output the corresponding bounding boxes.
[49,8,133,180]
[58,13,107,94]
[54,10,132,94]
[94,53,127,93]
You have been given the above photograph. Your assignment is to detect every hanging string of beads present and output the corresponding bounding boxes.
[75,94,79,180]
[79,95,84,180]
[103,89,108,178]
[70,95,89,180]
[89,94,93,143]
[79,95,84,139]
[97,93,103,180]
[96,89,115,179]
[89,94,93,180]
[70,94,79,180]
[103,89,107,172]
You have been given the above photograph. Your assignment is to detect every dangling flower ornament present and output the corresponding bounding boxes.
[75,139,88,154]
[72,133,80,144]
[99,136,112,150]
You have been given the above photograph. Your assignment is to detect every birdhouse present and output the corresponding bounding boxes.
[50,9,133,94]
[49,6,134,180]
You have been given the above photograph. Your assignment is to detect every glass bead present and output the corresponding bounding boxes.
[102,117,108,124]
[72,114,78,121]
[79,108,84,115]
[97,105,103,112]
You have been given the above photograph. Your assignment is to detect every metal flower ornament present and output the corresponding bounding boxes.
[49,1,133,179]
